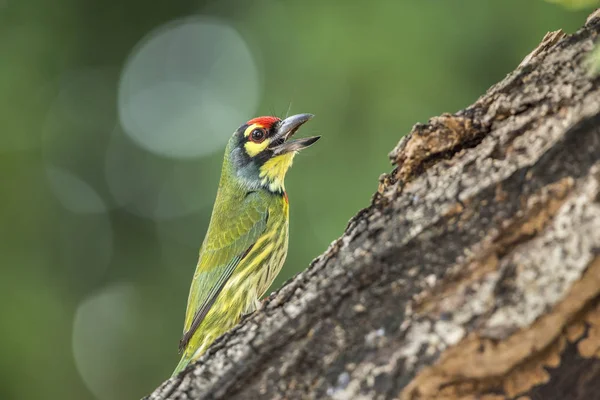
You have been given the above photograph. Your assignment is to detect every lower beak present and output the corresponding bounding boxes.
[269,113,320,155]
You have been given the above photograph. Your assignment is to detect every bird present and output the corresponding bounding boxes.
[172,113,319,376]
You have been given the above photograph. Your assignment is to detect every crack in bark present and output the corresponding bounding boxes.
[146,12,600,400]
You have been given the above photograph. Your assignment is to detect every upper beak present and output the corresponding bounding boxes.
[269,113,320,155]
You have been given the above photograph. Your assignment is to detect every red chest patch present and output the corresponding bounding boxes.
[283,191,289,204]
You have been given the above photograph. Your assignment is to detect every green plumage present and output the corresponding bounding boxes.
[171,113,318,376]
[172,130,291,376]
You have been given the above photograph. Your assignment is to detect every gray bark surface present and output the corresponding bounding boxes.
[147,11,600,400]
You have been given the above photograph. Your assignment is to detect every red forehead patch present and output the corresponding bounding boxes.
[247,116,280,128]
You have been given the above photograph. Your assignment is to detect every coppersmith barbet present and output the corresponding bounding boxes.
[173,114,319,375]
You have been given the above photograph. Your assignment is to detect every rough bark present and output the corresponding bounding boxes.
[147,11,600,400]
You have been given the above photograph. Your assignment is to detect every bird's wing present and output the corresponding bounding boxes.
[179,192,269,352]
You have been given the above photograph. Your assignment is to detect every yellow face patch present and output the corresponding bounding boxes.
[243,123,271,157]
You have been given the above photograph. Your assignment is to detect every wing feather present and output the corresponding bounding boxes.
[178,192,268,352]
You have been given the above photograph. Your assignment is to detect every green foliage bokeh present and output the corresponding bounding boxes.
[0,1,593,399]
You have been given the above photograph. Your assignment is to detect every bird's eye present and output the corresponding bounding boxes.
[250,128,266,143]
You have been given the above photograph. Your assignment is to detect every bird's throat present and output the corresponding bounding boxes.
[259,152,296,193]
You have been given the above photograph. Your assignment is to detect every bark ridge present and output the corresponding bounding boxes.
[148,12,600,400]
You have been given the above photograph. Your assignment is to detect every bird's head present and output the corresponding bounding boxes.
[228,113,319,193]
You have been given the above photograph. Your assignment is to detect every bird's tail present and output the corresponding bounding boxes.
[171,339,212,377]
[171,353,192,377]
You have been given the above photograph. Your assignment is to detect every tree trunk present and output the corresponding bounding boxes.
[147,11,600,400]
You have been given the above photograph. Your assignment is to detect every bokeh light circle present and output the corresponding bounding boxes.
[118,16,261,159]
[104,127,219,220]
[72,283,139,400]
[46,166,107,214]
[41,67,120,213]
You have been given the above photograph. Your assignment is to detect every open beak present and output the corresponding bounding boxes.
[269,113,320,155]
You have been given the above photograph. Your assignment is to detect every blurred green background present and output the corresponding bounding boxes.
[0,1,594,399]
